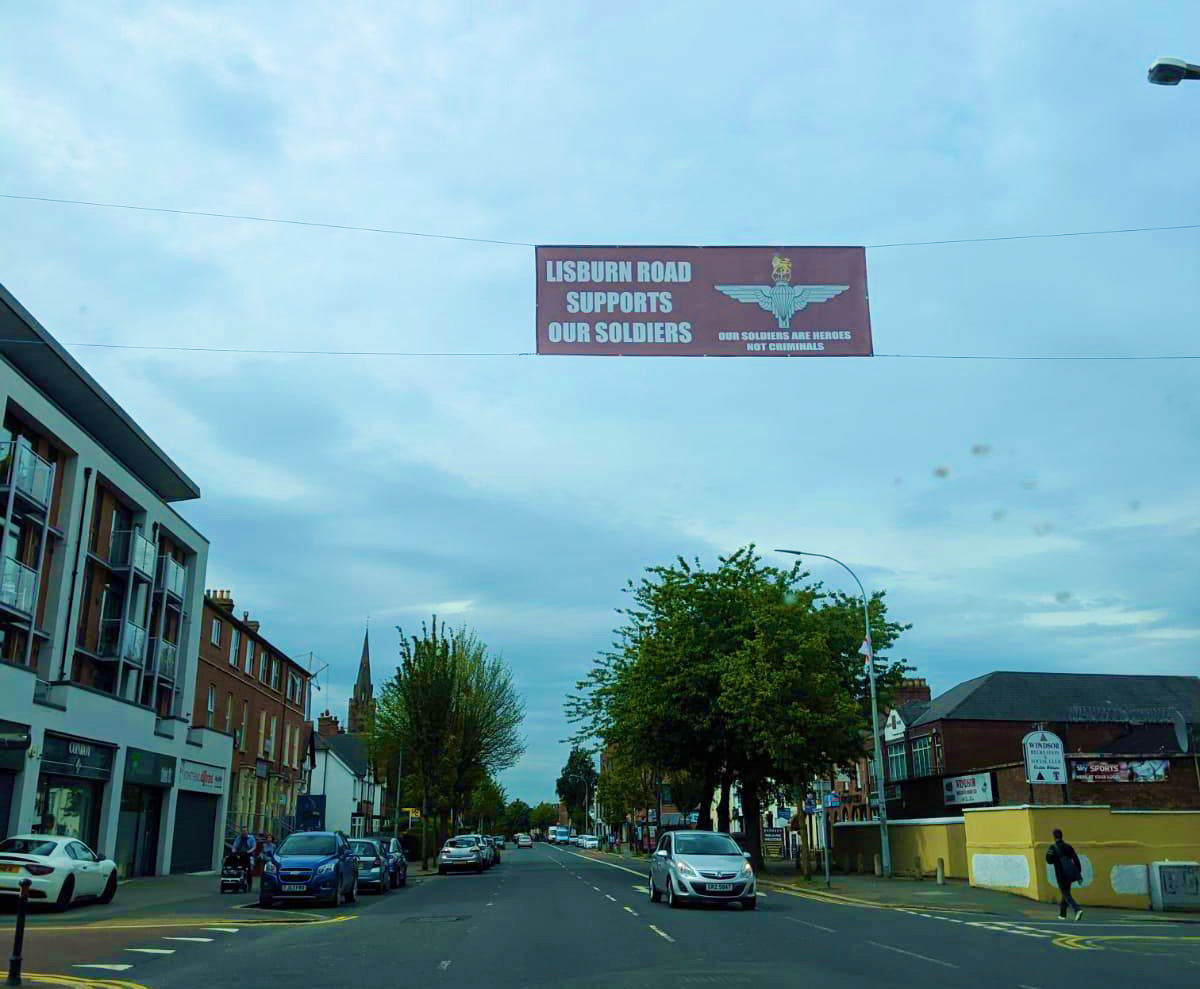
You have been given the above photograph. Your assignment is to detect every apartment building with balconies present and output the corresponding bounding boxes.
[0,282,231,879]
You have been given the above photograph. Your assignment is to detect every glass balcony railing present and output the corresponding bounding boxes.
[98,617,147,665]
[131,531,156,577]
[0,442,53,508]
[157,555,186,598]
[150,637,178,680]
[0,556,36,613]
[105,529,131,567]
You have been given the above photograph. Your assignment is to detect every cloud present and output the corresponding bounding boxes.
[1022,607,1169,629]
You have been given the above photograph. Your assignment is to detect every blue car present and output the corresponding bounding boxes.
[259,831,358,908]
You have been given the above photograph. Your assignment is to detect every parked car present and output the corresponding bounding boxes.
[439,835,485,874]
[580,835,599,850]
[349,838,392,894]
[372,835,408,888]
[483,835,501,865]
[648,830,756,910]
[259,830,358,907]
[0,835,117,912]
[516,833,533,848]
[492,834,506,850]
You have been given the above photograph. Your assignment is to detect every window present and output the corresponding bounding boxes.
[244,637,253,674]
[210,618,221,647]
[270,658,280,691]
[282,724,291,767]
[933,735,944,774]
[257,710,266,757]
[230,627,240,667]
[206,684,215,728]
[240,701,249,752]
[259,650,268,683]
[224,693,233,733]
[912,735,933,777]
[887,742,907,781]
[269,715,278,760]
[292,729,300,769]
[285,672,294,702]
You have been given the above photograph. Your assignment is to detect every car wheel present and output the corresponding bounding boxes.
[742,896,757,910]
[98,872,117,904]
[398,871,407,888]
[347,877,357,903]
[331,881,343,908]
[475,863,483,874]
[53,876,75,913]
[648,875,661,903]
[380,872,389,895]
[259,895,274,909]
[438,866,446,876]
[666,878,680,908]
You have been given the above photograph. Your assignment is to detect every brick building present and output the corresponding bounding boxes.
[865,671,1200,819]
[193,590,312,838]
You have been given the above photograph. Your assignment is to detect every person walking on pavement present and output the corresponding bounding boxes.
[261,833,277,862]
[233,828,257,891]
[1045,828,1083,920]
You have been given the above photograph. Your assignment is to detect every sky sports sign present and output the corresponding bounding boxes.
[536,246,872,357]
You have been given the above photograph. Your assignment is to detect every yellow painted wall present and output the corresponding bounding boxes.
[964,805,1200,908]
[833,819,968,879]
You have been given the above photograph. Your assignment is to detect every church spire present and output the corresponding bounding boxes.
[347,625,374,733]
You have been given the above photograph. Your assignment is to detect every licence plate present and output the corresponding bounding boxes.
[0,865,18,874]
[282,884,307,892]
[706,883,732,892]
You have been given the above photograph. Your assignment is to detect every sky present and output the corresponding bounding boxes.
[2,2,1198,804]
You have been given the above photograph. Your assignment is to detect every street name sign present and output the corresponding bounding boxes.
[1023,730,1067,784]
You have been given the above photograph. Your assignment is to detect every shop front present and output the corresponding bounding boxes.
[35,733,115,849]
[115,747,176,878]
[0,719,31,835]
[169,760,225,874]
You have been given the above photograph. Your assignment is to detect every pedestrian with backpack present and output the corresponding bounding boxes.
[1045,828,1083,920]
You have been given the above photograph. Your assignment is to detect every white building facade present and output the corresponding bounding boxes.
[310,733,384,837]
[0,283,231,877]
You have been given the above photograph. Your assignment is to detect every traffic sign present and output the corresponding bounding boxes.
[803,798,816,814]
[1023,730,1067,784]
[823,792,841,808]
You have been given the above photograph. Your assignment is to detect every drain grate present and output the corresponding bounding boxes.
[402,915,467,923]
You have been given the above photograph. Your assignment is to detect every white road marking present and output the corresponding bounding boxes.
[486,902,494,907]
[867,941,957,968]
[75,965,134,972]
[438,960,452,971]
[605,894,617,902]
[204,927,240,933]
[624,906,640,917]
[163,937,213,942]
[756,891,766,897]
[782,917,836,934]
[550,845,646,878]
[633,884,650,894]
[126,948,175,955]
[592,885,600,892]
[648,924,675,943]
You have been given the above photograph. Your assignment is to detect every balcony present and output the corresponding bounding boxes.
[0,557,37,614]
[149,637,178,680]
[157,555,186,599]
[98,618,148,665]
[0,442,53,509]
[130,531,156,577]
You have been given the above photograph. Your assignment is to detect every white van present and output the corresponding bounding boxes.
[548,826,570,844]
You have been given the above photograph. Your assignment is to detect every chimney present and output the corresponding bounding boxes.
[318,711,341,737]
[894,677,932,706]
[241,609,261,633]
[208,589,235,613]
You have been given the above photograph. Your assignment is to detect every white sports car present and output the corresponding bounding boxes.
[0,835,118,911]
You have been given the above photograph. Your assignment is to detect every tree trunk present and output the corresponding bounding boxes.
[742,778,764,873]
[698,763,717,831]
[799,811,812,878]
[716,772,732,833]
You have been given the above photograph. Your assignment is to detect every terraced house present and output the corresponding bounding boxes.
[0,282,231,878]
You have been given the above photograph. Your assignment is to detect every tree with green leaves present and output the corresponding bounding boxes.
[467,776,506,833]
[500,799,532,836]
[556,746,599,831]
[529,801,560,836]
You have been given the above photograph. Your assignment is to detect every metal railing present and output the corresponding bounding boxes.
[106,529,131,567]
[130,531,156,576]
[149,637,177,680]
[99,617,148,664]
[0,442,53,508]
[33,679,66,706]
[0,557,36,614]
[157,555,186,598]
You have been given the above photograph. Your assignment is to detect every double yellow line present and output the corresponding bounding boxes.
[23,974,149,989]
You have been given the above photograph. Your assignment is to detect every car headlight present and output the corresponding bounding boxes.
[263,861,277,875]
[676,861,698,878]
[741,861,754,877]
[315,861,336,875]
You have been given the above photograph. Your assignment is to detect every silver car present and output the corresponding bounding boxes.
[648,830,757,910]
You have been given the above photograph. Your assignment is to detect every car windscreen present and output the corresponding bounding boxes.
[277,835,336,856]
[672,834,742,856]
[349,841,378,856]
[446,837,476,848]
[0,838,57,856]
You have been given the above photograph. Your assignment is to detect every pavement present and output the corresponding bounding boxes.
[0,844,1193,988]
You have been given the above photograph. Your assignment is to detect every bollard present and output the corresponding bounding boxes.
[7,878,30,986]
[915,855,923,880]
[936,858,945,885]
[873,853,882,877]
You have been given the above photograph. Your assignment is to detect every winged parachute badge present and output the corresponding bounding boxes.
[715,254,849,329]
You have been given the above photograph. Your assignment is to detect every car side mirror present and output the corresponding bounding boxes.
[743,851,752,860]
[655,849,668,857]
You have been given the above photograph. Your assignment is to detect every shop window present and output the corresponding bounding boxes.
[912,735,933,777]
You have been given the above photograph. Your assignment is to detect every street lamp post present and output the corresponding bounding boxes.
[1148,57,1200,85]
[776,549,892,878]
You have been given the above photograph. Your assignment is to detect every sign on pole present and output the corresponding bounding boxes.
[536,246,872,357]
[1023,730,1067,784]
